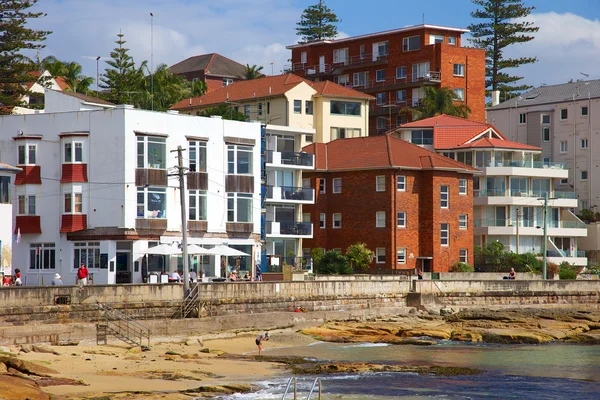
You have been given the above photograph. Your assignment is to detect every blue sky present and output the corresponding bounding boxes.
[29,0,600,89]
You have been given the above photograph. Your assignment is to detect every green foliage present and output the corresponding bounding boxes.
[198,103,247,121]
[558,262,578,280]
[450,262,474,272]
[468,0,539,96]
[311,248,325,271]
[63,61,94,93]
[191,80,207,97]
[245,64,264,80]
[296,0,340,43]
[138,64,191,111]
[475,242,543,273]
[578,208,599,222]
[345,243,374,273]
[100,32,142,105]
[405,86,471,121]
[0,0,51,113]
[546,262,559,278]
[316,250,352,275]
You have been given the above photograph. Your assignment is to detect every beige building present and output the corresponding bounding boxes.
[170,73,372,144]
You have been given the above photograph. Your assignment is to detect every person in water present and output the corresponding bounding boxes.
[255,331,270,355]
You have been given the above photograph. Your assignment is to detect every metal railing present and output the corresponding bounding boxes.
[265,185,315,202]
[280,376,323,399]
[474,219,585,229]
[285,54,388,73]
[351,72,441,91]
[266,150,314,167]
[474,188,506,197]
[174,284,199,319]
[547,250,586,258]
[490,160,567,169]
[265,221,313,236]
[97,303,152,349]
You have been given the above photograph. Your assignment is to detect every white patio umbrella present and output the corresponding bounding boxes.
[207,244,249,256]
[139,243,181,255]
[187,244,213,255]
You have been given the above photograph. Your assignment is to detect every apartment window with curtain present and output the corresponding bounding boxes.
[137,135,166,169]
[376,175,385,192]
[188,141,207,172]
[397,248,406,264]
[188,190,207,221]
[459,214,468,229]
[376,211,385,228]
[319,178,326,194]
[376,248,386,263]
[403,35,420,51]
[332,213,342,228]
[453,64,465,77]
[18,195,36,215]
[64,142,83,163]
[332,178,342,193]
[319,213,326,229]
[396,66,407,79]
[137,187,167,218]
[459,179,467,194]
[18,144,37,165]
[459,249,468,263]
[64,191,83,213]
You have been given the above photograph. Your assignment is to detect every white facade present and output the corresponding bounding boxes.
[0,164,21,274]
[0,105,262,285]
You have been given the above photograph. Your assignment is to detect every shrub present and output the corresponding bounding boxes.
[450,261,474,272]
[558,262,578,280]
[316,250,352,275]
[311,248,325,271]
[345,243,374,273]
[546,262,559,278]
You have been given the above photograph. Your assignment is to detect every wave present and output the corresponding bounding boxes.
[337,342,391,349]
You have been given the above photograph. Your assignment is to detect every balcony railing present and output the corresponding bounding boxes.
[474,188,506,197]
[547,250,586,258]
[474,219,585,229]
[265,150,314,167]
[285,54,388,74]
[352,72,441,91]
[265,185,315,202]
[266,221,312,236]
[266,256,313,273]
[490,160,567,169]
[477,189,577,199]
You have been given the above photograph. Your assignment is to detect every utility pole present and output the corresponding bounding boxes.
[516,207,521,255]
[172,146,189,292]
[150,12,154,111]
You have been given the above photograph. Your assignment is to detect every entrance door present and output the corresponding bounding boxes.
[319,55,325,73]
[422,259,431,273]
[116,241,132,284]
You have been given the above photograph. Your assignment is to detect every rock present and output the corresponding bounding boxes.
[209,349,225,356]
[84,350,116,356]
[0,346,13,354]
[57,340,80,346]
[0,362,7,374]
[165,350,181,356]
[126,347,142,354]
[427,308,440,316]
[181,353,199,359]
[450,330,483,342]
[200,348,210,353]
[0,356,58,377]
[124,356,142,360]
[0,375,50,400]
[408,308,417,314]
[440,308,455,316]
[32,345,60,356]
[20,345,31,353]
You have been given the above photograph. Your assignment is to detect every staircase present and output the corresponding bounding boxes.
[96,303,152,350]
[173,284,200,319]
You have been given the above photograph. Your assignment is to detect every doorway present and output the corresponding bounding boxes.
[116,241,132,283]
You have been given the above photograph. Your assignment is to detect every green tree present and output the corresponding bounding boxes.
[296,0,340,44]
[244,64,264,79]
[39,55,65,76]
[345,243,374,273]
[198,103,247,121]
[191,80,207,97]
[311,248,325,271]
[137,63,190,111]
[0,0,51,113]
[100,32,139,105]
[406,86,471,120]
[316,250,352,275]
[63,61,94,93]
[450,261,475,272]
[468,0,539,96]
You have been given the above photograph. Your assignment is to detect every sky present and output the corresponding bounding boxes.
[27,0,600,90]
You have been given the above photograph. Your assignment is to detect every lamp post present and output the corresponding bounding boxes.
[537,192,557,280]
[95,56,101,92]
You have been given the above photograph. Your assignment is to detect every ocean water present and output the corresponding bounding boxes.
[222,341,600,399]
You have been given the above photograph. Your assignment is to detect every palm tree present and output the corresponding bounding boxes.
[244,64,264,80]
[137,63,191,111]
[406,86,471,120]
[63,62,94,93]
[40,55,66,76]
[191,80,207,97]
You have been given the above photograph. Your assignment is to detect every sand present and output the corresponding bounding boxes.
[14,329,318,399]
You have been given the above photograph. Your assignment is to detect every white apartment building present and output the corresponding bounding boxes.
[0,93,262,285]
[395,115,587,266]
[0,162,21,275]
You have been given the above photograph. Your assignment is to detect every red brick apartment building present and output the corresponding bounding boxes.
[302,135,478,272]
[287,24,485,135]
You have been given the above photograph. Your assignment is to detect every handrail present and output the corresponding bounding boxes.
[99,303,153,333]
[98,302,152,349]
[282,376,296,399]
[307,377,322,399]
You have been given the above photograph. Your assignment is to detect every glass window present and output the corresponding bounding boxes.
[542,115,551,124]
[453,88,465,101]
[0,176,10,204]
[331,127,361,140]
[300,51,307,64]
[28,195,36,215]
[333,178,342,193]
[305,100,313,115]
[376,211,386,227]
[18,144,37,165]
[582,106,589,116]
[397,248,406,264]
[376,175,385,192]
[137,136,166,169]
[396,90,407,103]
[519,113,526,124]
[188,141,207,172]
[18,195,25,215]
[227,145,253,175]
[459,249,468,263]
[28,145,36,164]
[333,213,342,228]
[560,109,568,120]
[223,78,233,87]
[397,176,406,191]
[74,242,101,269]
[459,214,468,229]
[333,48,348,64]
[29,243,56,270]
[376,248,386,263]
[448,37,457,45]
[188,190,207,221]
[410,130,434,145]
[403,35,420,51]
[75,142,83,162]
[396,66,407,79]
[320,213,326,229]
[397,211,406,228]
[319,178,326,194]
[453,64,465,76]
[581,138,588,149]
[441,223,449,246]
[581,170,588,180]
[376,93,386,105]
[64,143,72,163]
[374,41,389,57]
[441,185,449,208]
[376,69,386,82]
[137,187,167,219]
[64,193,72,213]
[227,193,253,222]
[459,179,467,194]
[560,141,568,153]
[18,145,26,164]
[330,100,361,116]
[294,100,302,114]
[543,127,550,142]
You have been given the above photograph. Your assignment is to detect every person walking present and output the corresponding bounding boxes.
[77,264,89,286]
[52,273,63,286]
[255,331,270,355]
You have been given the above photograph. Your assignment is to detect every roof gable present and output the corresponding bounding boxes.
[169,53,247,79]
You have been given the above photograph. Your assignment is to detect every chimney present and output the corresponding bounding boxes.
[491,90,500,106]
[269,87,272,94]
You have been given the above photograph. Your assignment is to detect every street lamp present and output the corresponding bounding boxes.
[536,192,557,280]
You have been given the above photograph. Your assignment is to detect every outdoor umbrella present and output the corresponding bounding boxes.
[187,244,213,255]
[139,243,181,255]
[207,244,249,256]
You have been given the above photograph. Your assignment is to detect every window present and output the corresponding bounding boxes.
[258,103,263,116]
[396,66,407,79]
[403,35,420,51]
[305,100,313,115]
[227,193,252,222]
[410,130,434,145]
[543,157,550,165]
[397,176,406,191]
[319,178,326,194]
[330,100,361,116]
[29,243,56,270]
[376,117,388,132]
[188,190,207,221]
[227,145,253,174]
[397,248,406,264]
[353,71,367,87]
[332,178,342,193]
[320,213,326,229]
[581,138,589,149]
[374,41,389,57]
[74,242,102,269]
[582,106,589,116]
[376,248,386,263]
[453,88,465,101]
[223,78,233,87]
[335,74,349,86]
[560,109,568,120]
[453,64,465,77]
[376,175,385,192]
[306,134,314,143]
[441,223,449,246]
[267,102,270,114]
[0,176,10,204]
[396,114,407,126]
[360,45,365,59]
[542,115,551,124]
[333,48,348,64]
[137,187,166,219]
[18,194,36,215]
[300,51,307,64]
[459,249,468,263]
[331,127,361,140]
[542,127,550,142]
[397,211,406,228]
[376,69,386,82]
[459,214,468,229]
[440,185,449,208]
[396,90,407,103]
[188,141,207,172]
[64,192,83,213]
[459,179,467,194]
[64,142,83,163]
[137,135,166,169]
[243,104,249,118]
[376,211,386,227]
[376,93,386,105]
[18,144,37,165]
[332,213,342,228]
[448,37,457,45]
[560,178,568,184]
[519,113,526,124]
[560,141,568,153]
[294,100,302,114]
[581,170,588,181]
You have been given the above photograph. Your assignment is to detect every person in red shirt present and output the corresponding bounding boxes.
[77,264,89,286]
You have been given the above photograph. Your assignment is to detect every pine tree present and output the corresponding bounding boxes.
[296,0,340,44]
[101,32,140,104]
[468,0,539,96]
[0,0,51,114]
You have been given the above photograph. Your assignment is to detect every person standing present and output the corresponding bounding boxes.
[52,273,63,286]
[14,268,23,286]
[77,264,89,286]
[255,331,270,355]
[256,264,263,281]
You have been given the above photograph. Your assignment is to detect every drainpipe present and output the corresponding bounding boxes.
[394,169,398,271]
[589,92,592,208]
[573,93,577,200]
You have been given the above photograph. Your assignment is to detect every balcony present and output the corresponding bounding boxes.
[474,219,585,229]
[546,250,587,266]
[135,168,167,187]
[370,102,406,116]
[286,54,388,75]
[266,256,313,273]
[357,72,441,92]
[265,150,314,169]
[265,185,315,203]
[483,160,568,179]
[473,218,587,237]
[474,189,578,207]
[266,221,313,238]
[490,160,567,169]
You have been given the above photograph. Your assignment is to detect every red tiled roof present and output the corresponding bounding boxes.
[303,135,478,173]
[451,137,541,151]
[171,73,372,110]
[54,76,70,91]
